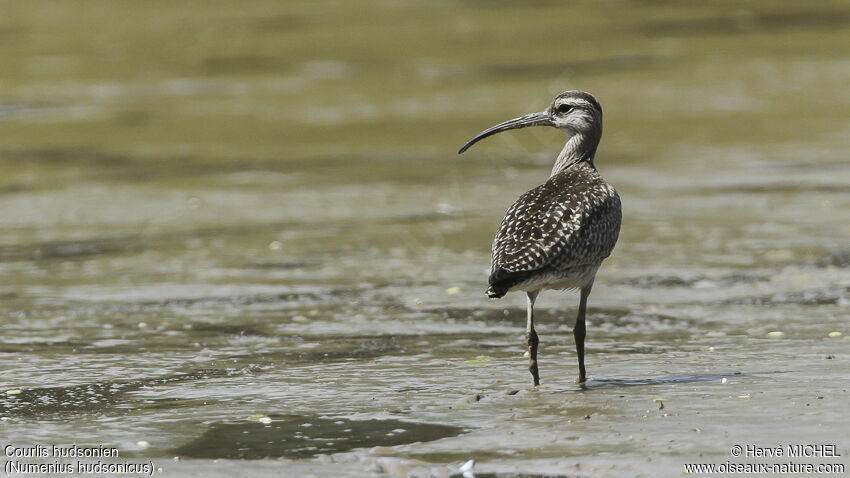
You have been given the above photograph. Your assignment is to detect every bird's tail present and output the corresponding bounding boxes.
[486,268,533,299]
[485,284,506,299]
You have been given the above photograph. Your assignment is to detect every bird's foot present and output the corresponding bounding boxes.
[529,361,540,386]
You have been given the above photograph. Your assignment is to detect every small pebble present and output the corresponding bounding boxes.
[450,393,482,410]
[460,459,475,478]
[370,446,393,456]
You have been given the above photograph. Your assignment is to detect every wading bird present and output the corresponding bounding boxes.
[458,91,621,386]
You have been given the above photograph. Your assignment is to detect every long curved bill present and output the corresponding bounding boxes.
[458,111,553,154]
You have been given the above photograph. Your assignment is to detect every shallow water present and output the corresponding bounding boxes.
[1,1,849,477]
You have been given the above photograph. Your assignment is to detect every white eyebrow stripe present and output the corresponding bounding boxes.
[558,99,591,107]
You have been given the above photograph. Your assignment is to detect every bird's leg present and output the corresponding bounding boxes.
[575,283,593,384]
[526,290,540,386]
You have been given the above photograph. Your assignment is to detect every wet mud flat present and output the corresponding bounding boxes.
[1,256,847,476]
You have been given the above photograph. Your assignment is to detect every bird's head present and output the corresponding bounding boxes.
[458,90,602,154]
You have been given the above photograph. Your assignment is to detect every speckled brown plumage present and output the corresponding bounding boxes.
[458,90,620,386]
[487,162,621,298]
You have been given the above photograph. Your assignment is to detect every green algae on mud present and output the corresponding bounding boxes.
[171,416,465,459]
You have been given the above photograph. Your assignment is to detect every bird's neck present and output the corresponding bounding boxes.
[550,132,600,176]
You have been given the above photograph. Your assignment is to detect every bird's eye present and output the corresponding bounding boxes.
[557,104,573,114]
